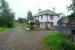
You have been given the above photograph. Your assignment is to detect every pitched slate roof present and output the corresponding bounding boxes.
[34,9,59,16]
[57,17,68,24]
[57,17,75,28]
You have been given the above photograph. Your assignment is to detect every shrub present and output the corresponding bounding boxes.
[42,32,75,50]
[0,27,12,32]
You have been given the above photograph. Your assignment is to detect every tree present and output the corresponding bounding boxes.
[68,0,75,19]
[0,0,15,28]
[68,0,75,12]
[27,10,33,21]
[18,18,27,23]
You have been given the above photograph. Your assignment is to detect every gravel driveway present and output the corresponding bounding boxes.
[0,26,52,50]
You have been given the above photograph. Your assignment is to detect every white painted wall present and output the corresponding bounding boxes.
[38,15,48,22]
[53,16,59,26]
[35,14,61,26]
[40,22,45,28]
[47,15,59,26]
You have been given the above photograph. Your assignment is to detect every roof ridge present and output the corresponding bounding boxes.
[34,9,58,16]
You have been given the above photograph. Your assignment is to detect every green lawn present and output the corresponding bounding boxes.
[0,27,12,32]
[42,32,75,50]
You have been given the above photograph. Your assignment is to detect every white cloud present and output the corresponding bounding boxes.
[6,0,71,19]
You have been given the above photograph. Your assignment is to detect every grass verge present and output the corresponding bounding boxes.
[0,27,12,32]
[42,32,75,50]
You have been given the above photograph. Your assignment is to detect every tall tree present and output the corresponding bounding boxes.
[0,0,14,27]
[68,0,75,18]
[18,18,27,23]
[27,10,33,21]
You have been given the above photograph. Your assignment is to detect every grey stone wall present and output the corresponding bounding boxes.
[56,26,75,34]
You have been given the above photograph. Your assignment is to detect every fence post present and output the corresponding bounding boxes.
[71,30,75,42]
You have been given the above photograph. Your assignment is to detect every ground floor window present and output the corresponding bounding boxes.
[50,22,54,27]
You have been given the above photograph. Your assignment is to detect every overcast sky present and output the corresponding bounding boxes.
[6,0,71,19]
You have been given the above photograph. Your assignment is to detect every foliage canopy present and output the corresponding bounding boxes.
[0,0,15,28]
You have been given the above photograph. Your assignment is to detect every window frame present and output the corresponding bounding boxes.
[50,15,54,20]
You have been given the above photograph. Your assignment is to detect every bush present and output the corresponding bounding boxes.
[42,32,75,50]
[0,27,12,32]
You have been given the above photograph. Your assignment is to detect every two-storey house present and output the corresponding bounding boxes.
[34,9,62,28]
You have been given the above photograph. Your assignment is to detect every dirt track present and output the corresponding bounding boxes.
[0,26,52,50]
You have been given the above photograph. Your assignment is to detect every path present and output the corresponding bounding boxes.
[0,26,52,50]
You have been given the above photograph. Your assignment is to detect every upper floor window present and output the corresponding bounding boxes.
[50,16,54,20]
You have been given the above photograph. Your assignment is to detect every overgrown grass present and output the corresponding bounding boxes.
[0,27,12,32]
[42,32,75,50]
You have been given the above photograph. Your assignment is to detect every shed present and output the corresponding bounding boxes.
[57,17,75,34]
[57,17,75,41]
